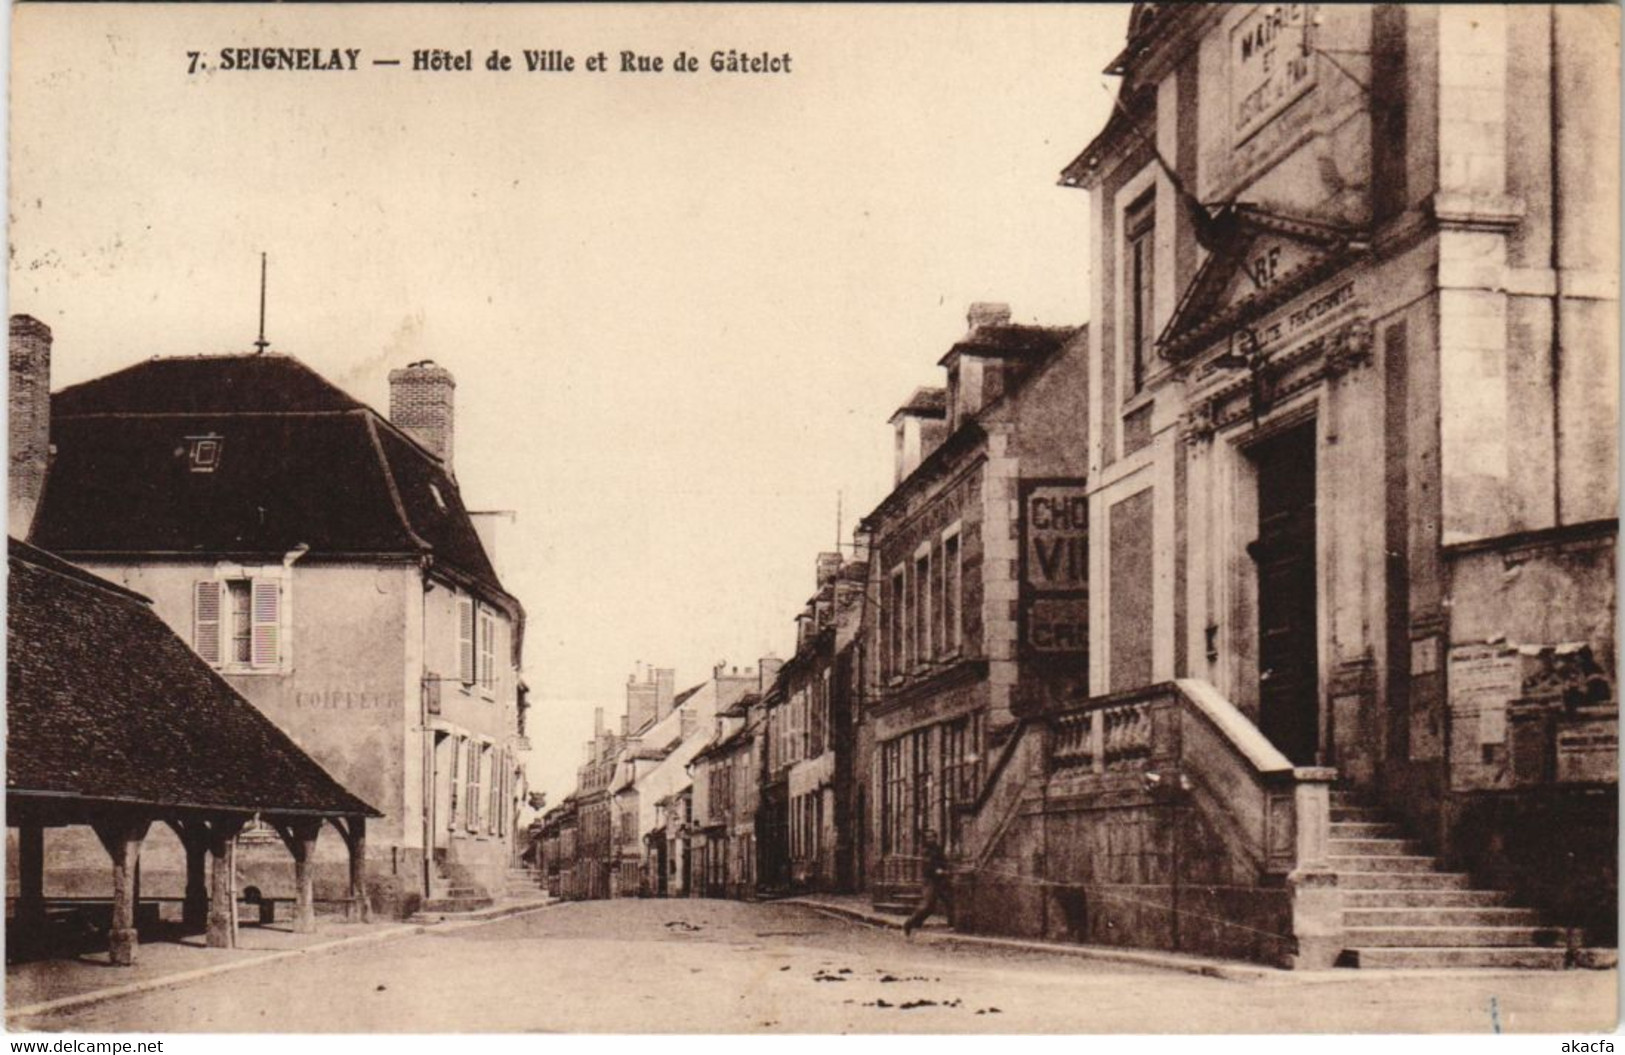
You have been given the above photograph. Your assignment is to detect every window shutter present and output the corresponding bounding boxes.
[478,608,496,690]
[194,581,222,665]
[489,748,500,834]
[447,737,461,830]
[250,579,281,668]
[458,598,476,685]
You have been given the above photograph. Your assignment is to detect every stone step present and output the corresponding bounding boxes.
[1344,906,1544,928]
[1329,837,1426,856]
[1330,854,1439,874]
[1330,807,1386,823]
[1342,925,1568,948]
[420,895,495,914]
[1343,888,1514,909]
[1344,946,1569,969]
[1328,822,1405,839]
[1335,871,1475,890]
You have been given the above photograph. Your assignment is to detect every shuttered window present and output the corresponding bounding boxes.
[457,597,476,685]
[194,582,222,664]
[195,576,283,669]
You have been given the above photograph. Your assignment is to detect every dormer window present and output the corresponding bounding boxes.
[187,434,223,473]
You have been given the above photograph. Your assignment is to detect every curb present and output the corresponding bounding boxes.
[783,899,1614,984]
[7,900,558,1023]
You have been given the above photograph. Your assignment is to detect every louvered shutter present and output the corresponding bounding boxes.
[447,737,461,830]
[458,598,476,685]
[250,579,281,668]
[194,581,222,665]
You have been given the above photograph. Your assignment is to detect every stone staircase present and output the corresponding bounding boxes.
[504,865,547,899]
[1330,790,1571,968]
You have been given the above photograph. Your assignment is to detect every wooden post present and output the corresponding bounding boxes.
[331,816,371,922]
[16,824,46,933]
[273,818,322,934]
[207,816,247,949]
[181,826,209,929]
[91,817,151,967]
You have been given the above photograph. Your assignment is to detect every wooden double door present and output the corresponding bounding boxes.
[1249,424,1321,767]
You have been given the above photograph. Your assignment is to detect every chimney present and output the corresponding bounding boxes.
[967,301,1012,331]
[654,668,676,718]
[468,510,516,582]
[594,707,605,736]
[388,360,456,468]
[758,654,784,692]
[815,552,842,589]
[679,709,697,741]
[10,315,52,539]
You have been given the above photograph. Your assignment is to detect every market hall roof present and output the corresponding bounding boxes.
[30,352,520,617]
[6,537,378,819]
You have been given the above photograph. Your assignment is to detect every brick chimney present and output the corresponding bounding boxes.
[10,315,52,539]
[815,551,842,589]
[388,360,455,468]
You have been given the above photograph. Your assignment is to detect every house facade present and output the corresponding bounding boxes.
[24,348,531,915]
[858,305,1087,909]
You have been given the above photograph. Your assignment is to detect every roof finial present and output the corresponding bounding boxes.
[254,252,270,355]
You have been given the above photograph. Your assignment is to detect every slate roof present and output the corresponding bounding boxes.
[7,537,378,818]
[939,324,1079,366]
[32,353,517,615]
[889,387,947,422]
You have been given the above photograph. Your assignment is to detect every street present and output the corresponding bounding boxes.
[12,899,1618,1033]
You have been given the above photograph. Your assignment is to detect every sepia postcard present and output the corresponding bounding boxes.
[4,1,1620,1041]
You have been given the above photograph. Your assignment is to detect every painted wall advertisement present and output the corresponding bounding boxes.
[1021,480,1088,657]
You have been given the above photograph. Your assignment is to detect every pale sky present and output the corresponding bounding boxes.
[8,3,1129,804]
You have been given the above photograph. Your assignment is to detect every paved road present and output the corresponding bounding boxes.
[14,899,1617,1033]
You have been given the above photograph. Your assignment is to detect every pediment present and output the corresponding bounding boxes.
[1157,205,1361,362]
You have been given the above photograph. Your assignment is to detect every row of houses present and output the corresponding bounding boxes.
[535,3,1618,971]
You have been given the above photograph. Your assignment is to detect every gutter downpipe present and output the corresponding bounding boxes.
[421,554,437,901]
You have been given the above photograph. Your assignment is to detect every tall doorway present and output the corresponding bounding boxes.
[1249,423,1320,765]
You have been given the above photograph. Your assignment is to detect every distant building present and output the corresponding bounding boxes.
[560,663,767,899]
[21,337,530,915]
[689,690,762,899]
[779,552,867,894]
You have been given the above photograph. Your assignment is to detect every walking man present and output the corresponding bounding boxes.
[902,830,950,937]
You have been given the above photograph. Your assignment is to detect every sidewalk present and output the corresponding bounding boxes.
[7,895,555,1023]
[779,893,1617,984]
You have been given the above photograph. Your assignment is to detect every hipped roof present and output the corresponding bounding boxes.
[32,353,520,621]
